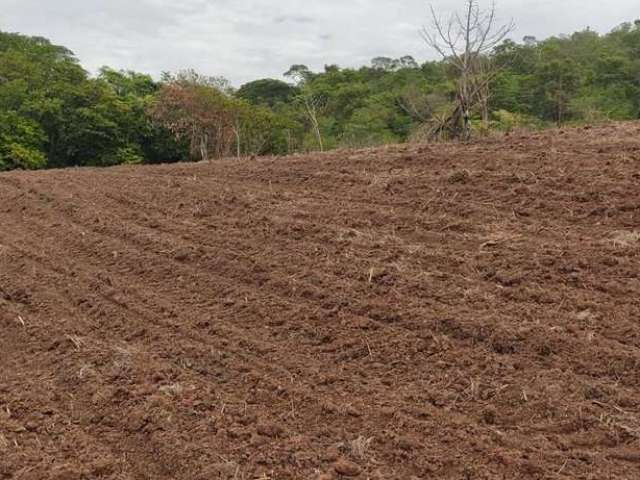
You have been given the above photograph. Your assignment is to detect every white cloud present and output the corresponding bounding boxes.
[0,0,637,86]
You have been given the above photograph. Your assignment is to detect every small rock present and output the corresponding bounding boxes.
[317,474,334,480]
[173,249,190,262]
[395,435,419,451]
[25,421,38,432]
[256,421,284,438]
[448,170,471,184]
[250,433,268,447]
[576,309,594,321]
[345,405,362,417]
[334,459,361,477]
[482,406,497,425]
[321,401,339,414]
[322,446,340,462]
[7,422,26,433]
[91,459,114,476]
[494,271,522,287]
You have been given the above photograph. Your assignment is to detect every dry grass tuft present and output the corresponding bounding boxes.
[595,401,640,440]
[610,230,640,248]
[159,383,184,396]
[66,335,84,350]
[606,412,640,439]
[338,435,374,460]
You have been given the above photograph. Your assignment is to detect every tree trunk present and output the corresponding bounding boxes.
[313,121,324,152]
[304,96,324,152]
[233,124,241,158]
[463,109,471,141]
[286,129,292,154]
[199,133,208,162]
[480,86,490,129]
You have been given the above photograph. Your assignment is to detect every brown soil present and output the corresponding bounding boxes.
[1,123,640,479]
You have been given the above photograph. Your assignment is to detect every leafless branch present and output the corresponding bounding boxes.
[421,0,515,139]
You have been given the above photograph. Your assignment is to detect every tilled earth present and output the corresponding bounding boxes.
[1,123,640,479]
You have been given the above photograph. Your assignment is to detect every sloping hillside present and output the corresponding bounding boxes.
[1,123,640,479]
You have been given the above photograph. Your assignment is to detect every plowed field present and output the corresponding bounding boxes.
[1,123,640,479]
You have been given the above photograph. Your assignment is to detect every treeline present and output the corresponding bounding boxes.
[1,21,639,171]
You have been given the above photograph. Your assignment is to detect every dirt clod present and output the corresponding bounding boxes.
[256,421,285,438]
[333,459,362,477]
[448,170,471,184]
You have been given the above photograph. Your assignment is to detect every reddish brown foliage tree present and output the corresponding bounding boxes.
[149,75,235,161]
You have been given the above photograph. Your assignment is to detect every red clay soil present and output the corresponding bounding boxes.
[1,123,640,480]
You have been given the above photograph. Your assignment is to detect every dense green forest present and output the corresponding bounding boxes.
[1,20,639,171]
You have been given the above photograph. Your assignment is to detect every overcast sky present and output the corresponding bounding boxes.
[1,0,637,86]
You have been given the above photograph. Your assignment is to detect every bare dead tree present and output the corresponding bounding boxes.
[232,120,241,158]
[286,67,325,152]
[421,0,514,140]
[302,93,325,152]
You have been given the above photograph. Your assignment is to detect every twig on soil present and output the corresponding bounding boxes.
[480,240,500,249]
[66,335,84,350]
[364,337,373,357]
[556,459,569,476]
[285,398,296,419]
[592,400,626,414]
